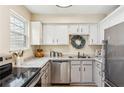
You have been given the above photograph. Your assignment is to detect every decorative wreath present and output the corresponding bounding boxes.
[71,35,86,49]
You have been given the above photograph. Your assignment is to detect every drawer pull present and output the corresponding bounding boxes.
[79,67,81,71]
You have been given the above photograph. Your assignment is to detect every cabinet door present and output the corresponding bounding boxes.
[31,22,42,45]
[89,24,98,45]
[41,73,46,87]
[71,65,81,83]
[43,24,56,45]
[43,24,69,45]
[81,65,92,82]
[55,25,69,45]
[79,24,89,35]
[68,24,79,34]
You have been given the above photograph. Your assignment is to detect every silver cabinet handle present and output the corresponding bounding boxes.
[81,28,82,32]
[77,27,79,32]
[99,71,101,76]
[79,67,81,71]
[84,67,85,71]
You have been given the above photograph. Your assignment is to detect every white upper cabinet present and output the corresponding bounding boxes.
[55,25,69,45]
[31,22,100,46]
[68,24,89,35]
[89,24,98,45]
[31,21,42,45]
[79,24,89,35]
[42,24,56,45]
[42,24,69,45]
[68,24,78,34]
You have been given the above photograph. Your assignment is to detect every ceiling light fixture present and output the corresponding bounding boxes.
[56,5,72,8]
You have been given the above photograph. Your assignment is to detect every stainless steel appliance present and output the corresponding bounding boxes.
[50,51,62,58]
[51,60,70,84]
[104,22,124,87]
[0,63,41,87]
[0,55,13,66]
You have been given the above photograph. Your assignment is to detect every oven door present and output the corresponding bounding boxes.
[26,70,42,87]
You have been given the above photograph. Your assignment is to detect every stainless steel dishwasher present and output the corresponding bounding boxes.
[51,60,70,84]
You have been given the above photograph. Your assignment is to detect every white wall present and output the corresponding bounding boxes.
[0,5,33,59]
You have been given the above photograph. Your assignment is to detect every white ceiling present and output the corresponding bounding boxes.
[25,5,119,15]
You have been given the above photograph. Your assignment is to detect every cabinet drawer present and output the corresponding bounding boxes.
[82,61,92,65]
[71,61,81,65]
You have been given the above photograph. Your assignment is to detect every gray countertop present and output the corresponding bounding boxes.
[14,57,103,68]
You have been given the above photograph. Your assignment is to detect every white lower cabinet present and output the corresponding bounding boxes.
[71,65,81,83]
[68,24,89,35]
[71,61,93,83]
[81,63,92,83]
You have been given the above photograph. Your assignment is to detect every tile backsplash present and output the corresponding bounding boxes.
[32,36,102,57]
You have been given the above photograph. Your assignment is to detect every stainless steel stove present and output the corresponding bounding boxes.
[0,63,41,87]
[0,55,41,87]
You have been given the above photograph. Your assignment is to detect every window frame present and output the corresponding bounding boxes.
[9,9,29,52]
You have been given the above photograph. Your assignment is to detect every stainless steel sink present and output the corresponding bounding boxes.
[68,52,91,59]
[68,56,90,58]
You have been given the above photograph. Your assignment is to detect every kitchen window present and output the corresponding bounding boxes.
[9,10,29,51]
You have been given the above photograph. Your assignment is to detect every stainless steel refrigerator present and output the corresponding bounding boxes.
[104,22,124,87]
